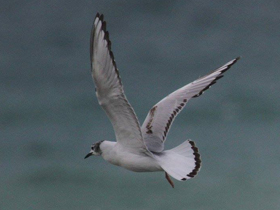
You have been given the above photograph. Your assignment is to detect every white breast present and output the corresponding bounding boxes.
[101,141,162,172]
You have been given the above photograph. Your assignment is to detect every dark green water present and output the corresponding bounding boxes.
[1,1,280,209]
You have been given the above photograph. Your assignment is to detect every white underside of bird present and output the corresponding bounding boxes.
[84,13,240,188]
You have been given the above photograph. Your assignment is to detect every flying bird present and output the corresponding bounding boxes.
[85,13,240,188]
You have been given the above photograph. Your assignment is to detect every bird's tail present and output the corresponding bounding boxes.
[155,140,201,181]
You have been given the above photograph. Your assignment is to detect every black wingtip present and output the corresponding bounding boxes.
[99,14,104,21]
[226,56,241,69]
[104,31,109,40]
[232,56,241,64]
[102,21,107,31]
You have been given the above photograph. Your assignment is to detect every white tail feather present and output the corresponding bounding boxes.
[155,140,201,181]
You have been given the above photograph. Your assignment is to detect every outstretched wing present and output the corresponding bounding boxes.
[91,13,146,150]
[141,58,240,152]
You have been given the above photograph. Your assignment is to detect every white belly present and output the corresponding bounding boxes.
[101,144,162,172]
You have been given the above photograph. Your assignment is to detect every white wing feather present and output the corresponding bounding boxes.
[141,58,240,152]
[91,14,146,150]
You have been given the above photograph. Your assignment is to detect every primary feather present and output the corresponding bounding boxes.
[91,13,146,150]
[87,13,240,186]
[141,58,240,152]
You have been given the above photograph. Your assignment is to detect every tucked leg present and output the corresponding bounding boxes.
[165,172,174,188]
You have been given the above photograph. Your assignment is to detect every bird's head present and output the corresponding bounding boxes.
[84,140,104,159]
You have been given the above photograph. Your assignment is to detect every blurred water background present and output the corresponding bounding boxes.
[1,1,280,209]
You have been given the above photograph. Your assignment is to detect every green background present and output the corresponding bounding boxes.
[1,1,279,209]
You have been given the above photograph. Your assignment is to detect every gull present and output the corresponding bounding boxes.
[84,13,240,188]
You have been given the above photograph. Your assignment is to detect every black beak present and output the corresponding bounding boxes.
[84,152,93,159]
